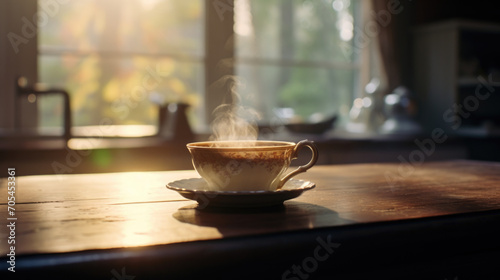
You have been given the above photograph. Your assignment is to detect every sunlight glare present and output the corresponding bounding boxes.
[140,0,162,10]
[235,0,254,37]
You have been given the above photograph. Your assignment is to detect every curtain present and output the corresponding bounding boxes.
[371,0,402,94]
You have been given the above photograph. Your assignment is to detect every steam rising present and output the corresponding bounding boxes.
[209,76,260,144]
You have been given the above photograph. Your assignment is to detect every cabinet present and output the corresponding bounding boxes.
[413,20,500,136]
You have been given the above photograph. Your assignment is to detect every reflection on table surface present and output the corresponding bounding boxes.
[1,160,500,279]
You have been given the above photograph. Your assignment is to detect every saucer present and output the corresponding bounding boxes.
[166,178,315,208]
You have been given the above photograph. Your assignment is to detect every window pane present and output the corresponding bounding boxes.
[38,0,204,131]
[235,0,360,63]
[39,55,203,127]
[235,0,361,124]
[237,64,355,123]
[39,0,203,56]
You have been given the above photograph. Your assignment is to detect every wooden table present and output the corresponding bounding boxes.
[1,160,500,279]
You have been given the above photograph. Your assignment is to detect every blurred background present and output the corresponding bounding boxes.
[1,0,500,176]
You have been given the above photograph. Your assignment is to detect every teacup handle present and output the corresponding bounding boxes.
[277,140,318,189]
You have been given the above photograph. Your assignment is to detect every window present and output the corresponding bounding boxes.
[234,0,363,126]
[2,0,369,137]
[38,0,205,135]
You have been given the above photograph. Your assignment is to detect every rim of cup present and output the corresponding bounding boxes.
[186,140,296,150]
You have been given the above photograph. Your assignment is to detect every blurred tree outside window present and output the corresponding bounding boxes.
[38,0,204,135]
[38,0,364,135]
[235,0,362,125]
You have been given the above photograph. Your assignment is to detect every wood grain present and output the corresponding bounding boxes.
[1,160,500,257]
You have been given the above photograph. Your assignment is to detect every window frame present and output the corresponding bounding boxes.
[0,0,39,132]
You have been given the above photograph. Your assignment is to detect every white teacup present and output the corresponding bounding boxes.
[187,140,318,191]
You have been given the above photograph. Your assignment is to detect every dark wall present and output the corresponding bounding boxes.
[393,0,500,95]
[413,0,500,25]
